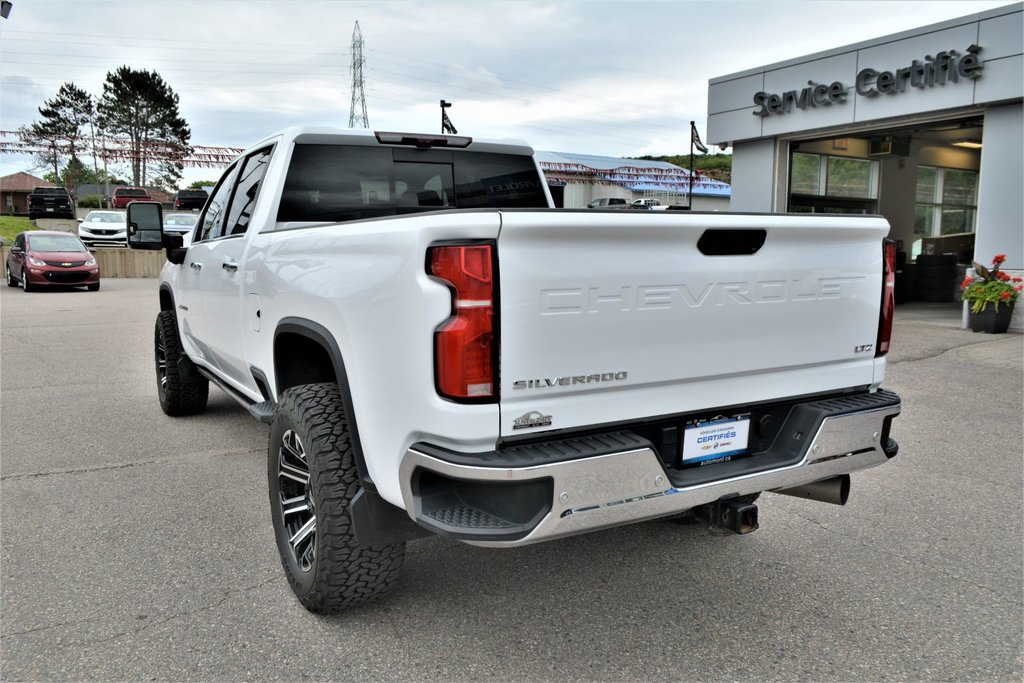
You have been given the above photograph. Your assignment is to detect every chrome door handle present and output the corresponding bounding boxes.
[222,261,239,272]
[190,262,202,270]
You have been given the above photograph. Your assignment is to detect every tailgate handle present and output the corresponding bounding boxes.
[697,229,766,256]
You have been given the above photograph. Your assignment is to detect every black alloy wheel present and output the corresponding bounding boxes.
[277,428,317,572]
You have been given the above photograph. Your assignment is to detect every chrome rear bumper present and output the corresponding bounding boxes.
[399,394,900,547]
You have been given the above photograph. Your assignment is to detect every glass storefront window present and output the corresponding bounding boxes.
[942,169,977,205]
[915,166,978,237]
[791,153,821,195]
[826,157,876,198]
[914,204,934,237]
[940,207,974,234]
[915,167,937,203]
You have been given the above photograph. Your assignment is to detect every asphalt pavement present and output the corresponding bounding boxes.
[1,279,1022,681]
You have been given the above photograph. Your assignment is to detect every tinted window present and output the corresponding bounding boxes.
[452,152,546,208]
[224,147,273,236]
[279,146,392,223]
[117,189,148,197]
[277,145,547,223]
[197,164,240,242]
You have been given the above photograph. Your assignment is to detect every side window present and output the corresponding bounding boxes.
[15,234,25,250]
[224,147,273,236]
[197,163,239,242]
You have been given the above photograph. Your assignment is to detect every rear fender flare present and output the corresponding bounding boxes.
[273,318,373,488]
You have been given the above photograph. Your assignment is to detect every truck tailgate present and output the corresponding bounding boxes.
[496,211,889,437]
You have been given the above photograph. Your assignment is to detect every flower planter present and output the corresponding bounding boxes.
[967,304,1014,334]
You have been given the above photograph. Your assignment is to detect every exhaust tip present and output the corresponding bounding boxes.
[773,474,850,506]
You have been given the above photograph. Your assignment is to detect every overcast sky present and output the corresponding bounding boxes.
[0,0,1015,185]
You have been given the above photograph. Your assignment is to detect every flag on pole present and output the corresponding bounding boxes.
[442,110,457,135]
[691,122,708,154]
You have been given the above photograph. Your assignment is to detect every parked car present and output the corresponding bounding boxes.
[112,187,152,209]
[163,213,198,237]
[27,187,76,220]
[77,210,127,248]
[174,189,208,211]
[5,231,100,292]
[632,198,669,210]
[586,197,627,208]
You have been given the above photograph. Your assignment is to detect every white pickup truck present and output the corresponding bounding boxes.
[127,127,901,613]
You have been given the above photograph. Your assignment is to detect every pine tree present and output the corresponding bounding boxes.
[97,66,192,189]
[23,82,94,183]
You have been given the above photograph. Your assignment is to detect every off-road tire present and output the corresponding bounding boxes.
[154,311,209,415]
[269,382,405,613]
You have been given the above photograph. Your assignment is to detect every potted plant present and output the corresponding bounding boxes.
[960,254,1022,334]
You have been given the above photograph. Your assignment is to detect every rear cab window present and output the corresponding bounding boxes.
[276,144,547,226]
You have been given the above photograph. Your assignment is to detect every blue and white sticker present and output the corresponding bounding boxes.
[682,416,750,464]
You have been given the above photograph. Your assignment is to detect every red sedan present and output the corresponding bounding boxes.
[5,231,101,292]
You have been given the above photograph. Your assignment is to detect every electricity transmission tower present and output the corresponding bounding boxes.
[349,21,369,128]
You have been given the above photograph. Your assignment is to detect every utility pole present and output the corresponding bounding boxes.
[348,22,369,128]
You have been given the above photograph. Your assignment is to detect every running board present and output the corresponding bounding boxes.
[194,367,276,423]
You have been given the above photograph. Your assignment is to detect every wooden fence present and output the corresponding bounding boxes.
[1,246,164,278]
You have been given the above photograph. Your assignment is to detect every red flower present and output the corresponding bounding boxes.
[1017,285,1024,292]
[1013,278,1023,283]
[998,271,1012,282]
[993,254,1007,265]
[961,276,974,289]
[1001,291,1011,300]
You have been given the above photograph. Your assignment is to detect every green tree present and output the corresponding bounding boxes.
[638,153,733,183]
[43,163,127,188]
[188,180,218,189]
[20,82,94,182]
[97,66,192,189]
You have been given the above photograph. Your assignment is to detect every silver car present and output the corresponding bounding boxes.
[162,213,199,238]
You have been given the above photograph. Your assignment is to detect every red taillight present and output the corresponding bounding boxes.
[877,239,896,356]
[429,243,497,401]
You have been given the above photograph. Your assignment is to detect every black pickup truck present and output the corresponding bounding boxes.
[28,187,76,220]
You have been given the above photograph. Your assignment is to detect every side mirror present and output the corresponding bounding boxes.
[10,245,23,254]
[126,201,164,250]
[77,218,84,223]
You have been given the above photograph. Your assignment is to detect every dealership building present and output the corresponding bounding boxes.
[707,3,1022,327]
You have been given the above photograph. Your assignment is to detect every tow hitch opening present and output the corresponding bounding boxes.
[696,497,760,535]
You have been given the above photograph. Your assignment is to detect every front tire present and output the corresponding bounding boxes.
[6,266,16,288]
[155,311,208,415]
[87,282,100,292]
[20,269,33,292]
[269,383,405,613]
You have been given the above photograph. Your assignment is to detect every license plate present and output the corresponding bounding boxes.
[681,416,750,465]
[46,207,54,212]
